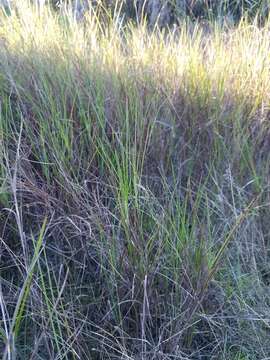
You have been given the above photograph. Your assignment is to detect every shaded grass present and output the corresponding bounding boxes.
[0,2,270,359]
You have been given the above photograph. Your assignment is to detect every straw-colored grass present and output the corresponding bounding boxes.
[0,2,270,359]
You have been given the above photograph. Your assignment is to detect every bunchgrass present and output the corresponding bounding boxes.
[0,1,270,359]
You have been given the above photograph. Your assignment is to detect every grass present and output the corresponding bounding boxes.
[0,1,270,359]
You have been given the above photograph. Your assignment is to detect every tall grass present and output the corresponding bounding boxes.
[0,1,270,359]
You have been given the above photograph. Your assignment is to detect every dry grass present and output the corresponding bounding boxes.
[0,2,270,359]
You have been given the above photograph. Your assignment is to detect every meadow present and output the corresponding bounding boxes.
[0,1,270,359]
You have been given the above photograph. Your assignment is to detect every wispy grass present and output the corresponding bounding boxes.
[0,1,270,359]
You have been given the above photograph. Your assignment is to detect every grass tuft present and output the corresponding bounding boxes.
[0,1,270,359]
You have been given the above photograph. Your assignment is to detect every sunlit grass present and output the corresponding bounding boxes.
[0,1,270,359]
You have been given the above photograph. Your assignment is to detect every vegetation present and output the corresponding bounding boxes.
[53,0,270,26]
[1,1,270,359]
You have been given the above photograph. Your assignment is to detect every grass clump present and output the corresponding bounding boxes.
[0,1,270,359]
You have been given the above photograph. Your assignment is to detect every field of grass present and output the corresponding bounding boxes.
[1,2,270,359]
